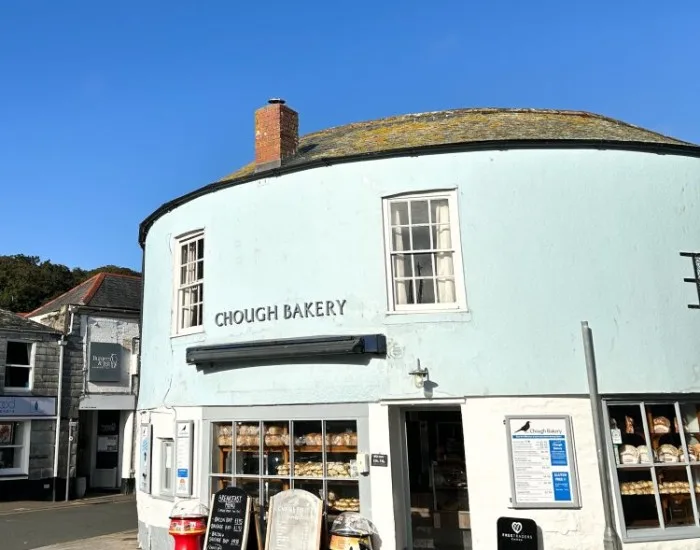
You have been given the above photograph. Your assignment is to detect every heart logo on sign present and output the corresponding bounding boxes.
[512,522,523,534]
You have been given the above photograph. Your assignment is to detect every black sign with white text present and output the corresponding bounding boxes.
[371,454,388,467]
[205,486,251,550]
[497,516,538,550]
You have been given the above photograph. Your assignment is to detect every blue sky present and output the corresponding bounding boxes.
[1,2,698,271]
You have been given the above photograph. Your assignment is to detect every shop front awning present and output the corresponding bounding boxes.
[186,334,387,368]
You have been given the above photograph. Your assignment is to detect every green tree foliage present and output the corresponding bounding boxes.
[0,255,140,313]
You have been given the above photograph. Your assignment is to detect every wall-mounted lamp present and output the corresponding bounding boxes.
[409,359,429,388]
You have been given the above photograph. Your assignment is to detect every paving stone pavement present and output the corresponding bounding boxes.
[32,530,138,550]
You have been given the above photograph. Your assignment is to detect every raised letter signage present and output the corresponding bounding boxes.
[215,299,347,327]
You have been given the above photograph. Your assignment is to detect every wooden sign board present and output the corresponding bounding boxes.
[497,516,538,550]
[264,489,323,550]
[205,486,252,550]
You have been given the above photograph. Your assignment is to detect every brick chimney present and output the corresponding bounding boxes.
[255,98,299,172]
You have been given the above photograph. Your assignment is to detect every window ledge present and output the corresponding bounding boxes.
[0,474,28,480]
[383,310,472,325]
[622,525,700,543]
[170,328,206,341]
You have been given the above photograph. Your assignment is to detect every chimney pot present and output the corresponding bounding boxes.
[255,99,299,172]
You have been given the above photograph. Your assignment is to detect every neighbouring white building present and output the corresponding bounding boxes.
[136,100,700,550]
[29,272,142,496]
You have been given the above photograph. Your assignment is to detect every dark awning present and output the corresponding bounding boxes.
[186,334,387,367]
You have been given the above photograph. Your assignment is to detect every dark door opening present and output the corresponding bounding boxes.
[405,409,471,550]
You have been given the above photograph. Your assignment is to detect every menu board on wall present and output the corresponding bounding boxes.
[175,421,193,497]
[264,489,323,550]
[204,486,253,550]
[505,415,580,509]
[139,423,152,494]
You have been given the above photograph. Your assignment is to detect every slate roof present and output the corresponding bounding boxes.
[140,107,700,245]
[220,108,696,181]
[0,308,60,334]
[27,273,142,318]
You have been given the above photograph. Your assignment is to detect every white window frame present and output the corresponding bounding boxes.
[3,341,35,392]
[0,421,31,477]
[382,190,467,313]
[172,230,205,336]
[160,438,175,496]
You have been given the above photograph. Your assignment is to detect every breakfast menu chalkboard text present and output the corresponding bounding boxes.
[205,486,251,550]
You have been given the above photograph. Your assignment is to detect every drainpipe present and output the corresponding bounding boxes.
[581,321,621,550]
[52,308,75,502]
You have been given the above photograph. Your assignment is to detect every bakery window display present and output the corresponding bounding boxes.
[607,401,700,536]
[210,417,361,532]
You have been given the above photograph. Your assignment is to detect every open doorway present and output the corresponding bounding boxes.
[404,408,471,550]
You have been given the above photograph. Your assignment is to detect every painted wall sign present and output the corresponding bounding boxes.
[0,396,56,417]
[505,415,580,509]
[175,420,193,497]
[497,516,538,549]
[371,454,388,467]
[139,423,153,494]
[215,299,347,327]
[89,342,123,382]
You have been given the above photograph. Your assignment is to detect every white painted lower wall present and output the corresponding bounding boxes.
[136,406,203,550]
[136,398,700,550]
[463,397,700,550]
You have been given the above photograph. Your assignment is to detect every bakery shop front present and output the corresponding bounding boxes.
[604,398,700,539]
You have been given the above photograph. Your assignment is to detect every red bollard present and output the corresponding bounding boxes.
[169,514,208,550]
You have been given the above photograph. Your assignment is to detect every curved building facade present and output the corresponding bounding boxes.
[136,102,700,550]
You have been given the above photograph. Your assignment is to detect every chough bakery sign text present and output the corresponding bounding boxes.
[215,299,347,327]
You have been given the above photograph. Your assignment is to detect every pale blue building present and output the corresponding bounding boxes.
[136,100,700,550]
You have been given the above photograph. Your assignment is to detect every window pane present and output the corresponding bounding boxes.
[435,252,454,279]
[430,199,450,224]
[618,469,661,529]
[394,280,414,305]
[325,421,358,479]
[436,278,456,304]
[390,202,409,226]
[293,421,323,478]
[391,226,410,252]
[164,442,173,490]
[197,260,204,281]
[197,238,204,260]
[213,423,233,475]
[181,244,188,266]
[180,266,188,286]
[263,421,290,476]
[235,478,261,514]
[607,404,648,464]
[413,254,433,277]
[392,254,413,279]
[327,480,360,513]
[6,343,30,366]
[0,448,18,469]
[432,224,452,249]
[645,404,684,465]
[5,366,30,389]
[415,278,436,304]
[293,479,323,500]
[211,476,233,494]
[235,422,261,475]
[0,423,17,445]
[411,226,430,251]
[657,467,695,527]
[410,200,429,224]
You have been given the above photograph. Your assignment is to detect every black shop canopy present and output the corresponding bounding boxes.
[186,334,387,368]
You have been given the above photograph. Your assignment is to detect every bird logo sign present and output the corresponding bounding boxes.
[514,421,530,433]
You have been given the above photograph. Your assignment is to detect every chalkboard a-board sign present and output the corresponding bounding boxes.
[264,489,323,550]
[497,516,538,550]
[204,486,252,550]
